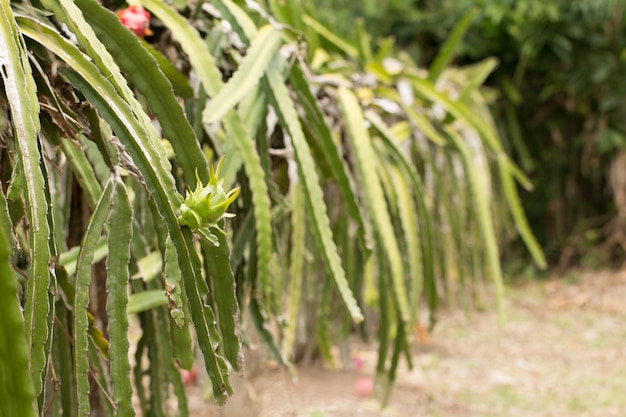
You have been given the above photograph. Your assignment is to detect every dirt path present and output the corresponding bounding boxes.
[194,270,626,417]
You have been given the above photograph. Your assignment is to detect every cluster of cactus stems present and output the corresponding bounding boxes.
[0,0,546,413]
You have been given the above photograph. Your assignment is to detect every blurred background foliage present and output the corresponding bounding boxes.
[311,0,626,271]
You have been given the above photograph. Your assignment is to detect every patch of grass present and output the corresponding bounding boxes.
[553,315,576,330]
[563,272,582,285]
[568,396,591,413]
[493,386,525,406]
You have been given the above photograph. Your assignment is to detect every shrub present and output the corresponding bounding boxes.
[317,0,626,265]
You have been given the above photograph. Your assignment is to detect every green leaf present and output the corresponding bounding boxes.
[410,74,543,276]
[264,64,363,322]
[166,237,195,370]
[132,251,163,282]
[178,239,233,405]
[443,126,506,322]
[145,299,170,416]
[388,164,423,323]
[282,182,306,361]
[202,233,243,371]
[164,236,185,325]
[150,300,189,417]
[169,295,195,371]
[338,87,410,322]
[203,25,283,124]
[289,64,370,253]
[87,340,114,416]
[428,8,478,82]
[0,3,52,400]
[106,178,135,417]
[248,297,284,363]
[458,58,499,102]
[411,76,519,166]
[503,101,534,172]
[218,84,267,188]
[316,276,336,367]
[142,40,194,99]
[411,74,534,191]
[74,179,113,417]
[302,14,358,58]
[209,0,257,44]
[355,19,373,64]
[498,158,547,269]
[374,258,391,390]
[217,112,275,317]
[0,188,37,417]
[269,0,305,32]
[140,0,224,95]
[127,290,169,314]
[229,210,254,272]
[402,105,446,146]
[364,110,437,322]
[59,134,103,209]
[385,320,409,405]
[58,236,107,277]
[52,298,74,417]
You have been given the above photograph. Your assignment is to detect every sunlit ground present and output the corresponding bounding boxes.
[184,270,626,417]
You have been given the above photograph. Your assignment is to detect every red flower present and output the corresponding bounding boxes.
[181,365,198,385]
[117,5,153,38]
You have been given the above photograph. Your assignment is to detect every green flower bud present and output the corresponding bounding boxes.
[177,158,240,231]
[178,203,203,229]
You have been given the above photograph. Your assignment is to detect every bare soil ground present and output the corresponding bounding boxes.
[190,270,626,417]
